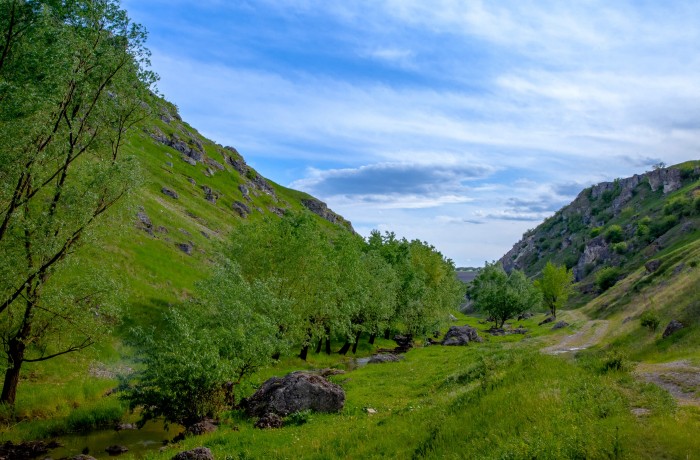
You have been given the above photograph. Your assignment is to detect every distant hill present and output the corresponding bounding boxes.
[498,161,700,357]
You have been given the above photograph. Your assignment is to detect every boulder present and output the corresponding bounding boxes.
[441,326,482,346]
[232,201,251,218]
[243,371,345,417]
[161,187,179,199]
[254,413,284,429]
[662,320,684,339]
[645,259,662,273]
[115,423,136,431]
[180,155,197,166]
[136,209,153,235]
[105,445,128,455]
[538,316,555,326]
[171,447,214,460]
[517,312,533,321]
[186,419,217,436]
[552,321,569,330]
[368,353,404,364]
[69,456,97,460]
[177,242,193,255]
[392,335,413,353]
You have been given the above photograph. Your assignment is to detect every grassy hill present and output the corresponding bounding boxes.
[499,162,700,354]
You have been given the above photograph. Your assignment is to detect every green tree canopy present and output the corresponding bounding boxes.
[470,263,541,328]
[0,0,155,406]
[534,261,574,318]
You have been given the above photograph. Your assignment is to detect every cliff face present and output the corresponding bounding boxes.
[499,162,700,283]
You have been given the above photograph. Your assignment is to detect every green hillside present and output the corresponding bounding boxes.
[101,95,353,314]
[500,161,700,360]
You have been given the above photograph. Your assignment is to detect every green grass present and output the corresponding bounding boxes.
[131,343,698,460]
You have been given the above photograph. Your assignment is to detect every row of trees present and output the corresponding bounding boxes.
[470,261,573,328]
[124,212,465,426]
[0,0,155,406]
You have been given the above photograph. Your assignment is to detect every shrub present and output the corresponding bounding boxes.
[640,311,660,332]
[650,215,678,238]
[590,227,602,238]
[612,242,628,254]
[604,225,624,243]
[602,351,630,372]
[596,267,621,292]
[663,196,691,216]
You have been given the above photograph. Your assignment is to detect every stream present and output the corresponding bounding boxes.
[46,420,182,459]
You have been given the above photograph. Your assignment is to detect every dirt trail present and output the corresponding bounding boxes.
[542,319,609,355]
[636,361,700,407]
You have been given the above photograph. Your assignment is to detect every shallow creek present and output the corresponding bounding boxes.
[47,420,182,459]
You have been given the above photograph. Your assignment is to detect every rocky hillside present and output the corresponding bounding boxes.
[89,95,353,314]
[500,161,700,286]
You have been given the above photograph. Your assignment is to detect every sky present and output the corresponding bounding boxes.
[122,0,700,266]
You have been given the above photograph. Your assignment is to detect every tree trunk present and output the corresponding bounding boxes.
[1,338,25,406]
[315,339,323,354]
[337,342,351,355]
[299,345,309,361]
[384,329,391,340]
[351,330,362,354]
[325,337,331,355]
[369,333,376,345]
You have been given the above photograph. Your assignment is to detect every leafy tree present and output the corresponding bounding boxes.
[640,310,660,332]
[0,0,155,406]
[595,266,621,292]
[534,262,573,318]
[470,263,540,328]
[123,264,285,426]
[226,212,334,360]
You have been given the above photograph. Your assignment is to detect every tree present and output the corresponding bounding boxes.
[534,262,574,318]
[470,263,540,328]
[123,264,286,427]
[0,0,155,406]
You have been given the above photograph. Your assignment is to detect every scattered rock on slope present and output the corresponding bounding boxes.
[662,320,684,338]
[441,325,482,346]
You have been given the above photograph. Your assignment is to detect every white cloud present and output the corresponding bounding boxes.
[134,1,700,264]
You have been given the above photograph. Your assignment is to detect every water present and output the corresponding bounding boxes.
[47,420,182,459]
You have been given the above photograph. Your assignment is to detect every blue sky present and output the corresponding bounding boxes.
[123,0,700,266]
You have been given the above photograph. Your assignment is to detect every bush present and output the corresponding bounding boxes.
[612,242,628,254]
[640,311,660,332]
[590,227,602,238]
[663,196,692,216]
[604,225,624,243]
[650,215,678,238]
[596,267,621,292]
[602,351,630,372]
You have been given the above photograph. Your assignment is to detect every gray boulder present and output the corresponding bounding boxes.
[243,371,345,417]
[161,187,179,199]
[441,325,482,345]
[552,321,569,330]
[105,445,128,455]
[254,412,283,429]
[232,201,251,218]
[662,320,684,339]
[368,353,404,364]
[645,259,662,273]
[538,316,555,326]
[171,447,214,460]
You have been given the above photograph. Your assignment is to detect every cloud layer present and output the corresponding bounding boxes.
[123,0,700,264]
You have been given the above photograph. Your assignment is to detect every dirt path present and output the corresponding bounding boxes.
[636,361,700,407]
[542,319,609,355]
